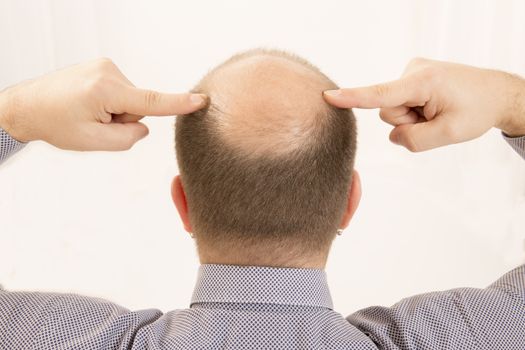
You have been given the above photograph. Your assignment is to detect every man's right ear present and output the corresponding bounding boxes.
[339,170,362,230]
[171,175,193,234]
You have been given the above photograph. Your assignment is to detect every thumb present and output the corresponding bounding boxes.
[389,117,454,152]
[90,122,149,151]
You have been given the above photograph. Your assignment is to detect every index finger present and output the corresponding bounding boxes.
[323,74,425,109]
[117,87,208,116]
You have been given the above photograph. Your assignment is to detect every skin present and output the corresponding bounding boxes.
[171,172,362,269]
[0,58,208,151]
[201,53,337,157]
[324,58,525,152]
[2,56,523,268]
[171,53,362,269]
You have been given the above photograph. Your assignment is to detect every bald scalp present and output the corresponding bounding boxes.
[175,49,356,265]
[197,50,339,157]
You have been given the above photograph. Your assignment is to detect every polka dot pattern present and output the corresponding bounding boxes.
[0,128,25,164]
[503,133,525,160]
[1,264,524,349]
[1,127,525,348]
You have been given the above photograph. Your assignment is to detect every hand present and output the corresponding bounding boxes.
[0,58,207,151]
[324,58,525,152]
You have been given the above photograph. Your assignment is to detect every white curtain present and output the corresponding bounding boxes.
[1,0,524,313]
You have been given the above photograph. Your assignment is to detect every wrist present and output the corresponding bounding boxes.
[496,73,525,137]
[0,86,30,142]
[0,89,11,131]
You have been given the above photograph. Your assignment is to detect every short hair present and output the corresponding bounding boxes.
[176,49,357,259]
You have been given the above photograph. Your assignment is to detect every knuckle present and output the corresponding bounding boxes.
[419,65,445,87]
[85,73,122,96]
[144,90,161,108]
[402,133,421,153]
[419,66,436,80]
[86,75,110,95]
[379,109,390,121]
[408,57,428,67]
[405,142,420,153]
[373,83,389,98]
[95,57,114,69]
[91,58,117,77]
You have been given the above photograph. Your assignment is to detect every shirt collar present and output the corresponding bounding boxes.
[191,264,333,310]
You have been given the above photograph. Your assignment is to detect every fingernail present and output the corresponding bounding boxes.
[323,90,341,97]
[190,93,207,106]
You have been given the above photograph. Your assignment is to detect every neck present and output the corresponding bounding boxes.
[197,240,329,269]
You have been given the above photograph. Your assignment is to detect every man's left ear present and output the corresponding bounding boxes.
[339,170,362,229]
[171,175,193,233]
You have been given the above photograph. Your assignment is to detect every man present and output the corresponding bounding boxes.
[0,51,524,349]
[174,49,358,269]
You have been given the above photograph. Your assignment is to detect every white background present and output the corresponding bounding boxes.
[1,0,524,315]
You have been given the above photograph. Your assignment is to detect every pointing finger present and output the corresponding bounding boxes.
[117,87,208,116]
[323,73,429,109]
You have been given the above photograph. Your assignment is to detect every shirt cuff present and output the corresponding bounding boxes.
[0,127,26,164]
[502,132,525,160]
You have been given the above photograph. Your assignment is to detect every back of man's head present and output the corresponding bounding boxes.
[175,49,357,267]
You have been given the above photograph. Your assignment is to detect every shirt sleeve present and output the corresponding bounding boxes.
[503,132,525,160]
[346,264,525,349]
[0,127,25,164]
[0,288,166,349]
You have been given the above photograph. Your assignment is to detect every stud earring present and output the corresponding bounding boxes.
[189,232,195,239]
[336,229,343,236]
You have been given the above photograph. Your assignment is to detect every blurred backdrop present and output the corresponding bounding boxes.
[1,0,524,314]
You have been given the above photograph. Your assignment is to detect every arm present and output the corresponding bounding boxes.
[324,58,525,156]
[0,91,25,163]
[0,288,164,349]
[347,264,525,349]
[327,60,525,347]
[0,59,209,348]
[0,58,207,163]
